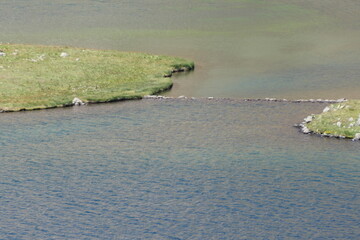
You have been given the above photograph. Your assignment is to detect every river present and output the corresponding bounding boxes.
[0,1,359,239]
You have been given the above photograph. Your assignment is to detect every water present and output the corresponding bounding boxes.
[0,0,359,99]
[0,100,359,239]
[1,1,360,239]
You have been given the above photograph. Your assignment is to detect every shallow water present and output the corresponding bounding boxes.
[1,0,359,99]
[0,100,359,239]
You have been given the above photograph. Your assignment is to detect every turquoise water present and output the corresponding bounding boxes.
[1,1,360,239]
[0,100,359,239]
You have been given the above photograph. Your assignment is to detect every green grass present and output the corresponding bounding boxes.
[0,44,194,111]
[306,100,360,138]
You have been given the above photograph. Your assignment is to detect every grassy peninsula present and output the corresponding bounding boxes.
[305,100,360,139]
[0,44,194,111]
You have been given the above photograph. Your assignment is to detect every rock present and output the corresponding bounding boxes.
[336,98,347,103]
[302,126,311,134]
[208,97,214,100]
[72,97,85,106]
[0,52,6,57]
[336,121,342,127]
[144,95,157,99]
[304,115,313,123]
[352,133,360,141]
[356,117,360,126]
[323,106,330,113]
[60,52,69,58]
[178,95,186,99]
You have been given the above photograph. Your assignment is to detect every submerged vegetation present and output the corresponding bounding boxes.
[0,44,194,111]
[305,100,360,139]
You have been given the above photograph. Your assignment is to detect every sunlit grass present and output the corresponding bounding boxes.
[0,44,194,111]
[306,100,360,138]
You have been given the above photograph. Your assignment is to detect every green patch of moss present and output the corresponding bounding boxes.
[0,44,194,111]
[306,100,360,139]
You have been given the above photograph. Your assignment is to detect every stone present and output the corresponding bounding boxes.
[336,98,346,103]
[336,121,342,127]
[352,133,360,141]
[323,106,330,113]
[304,115,313,123]
[0,52,6,57]
[302,126,311,134]
[60,52,69,58]
[143,95,157,99]
[72,97,85,106]
[356,117,360,126]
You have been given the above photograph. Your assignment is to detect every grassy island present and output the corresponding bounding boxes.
[0,44,194,111]
[305,100,360,139]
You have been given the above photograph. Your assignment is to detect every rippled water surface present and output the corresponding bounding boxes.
[0,100,359,239]
[1,1,360,239]
[1,0,360,98]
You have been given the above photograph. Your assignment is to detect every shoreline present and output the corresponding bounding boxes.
[295,100,360,141]
[0,94,345,113]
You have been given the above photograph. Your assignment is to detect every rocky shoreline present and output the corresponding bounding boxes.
[294,119,360,141]
[294,100,360,141]
[1,95,345,112]
[143,95,347,104]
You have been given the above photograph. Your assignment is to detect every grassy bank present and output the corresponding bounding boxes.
[0,44,194,111]
[306,100,360,139]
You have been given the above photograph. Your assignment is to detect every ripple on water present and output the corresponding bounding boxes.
[0,100,359,239]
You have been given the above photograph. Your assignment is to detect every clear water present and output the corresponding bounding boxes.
[0,1,360,239]
[0,100,359,239]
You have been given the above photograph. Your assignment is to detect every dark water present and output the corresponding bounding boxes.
[0,0,359,99]
[0,100,359,239]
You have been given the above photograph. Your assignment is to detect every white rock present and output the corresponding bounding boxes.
[304,115,313,123]
[208,97,214,100]
[349,117,354,122]
[143,95,157,99]
[0,52,6,57]
[353,133,360,141]
[60,52,69,58]
[178,95,186,99]
[323,106,330,113]
[72,97,85,106]
[356,117,360,126]
[336,121,342,127]
[302,126,311,134]
[336,98,346,103]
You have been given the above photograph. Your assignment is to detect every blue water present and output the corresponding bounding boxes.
[1,100,359,239]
